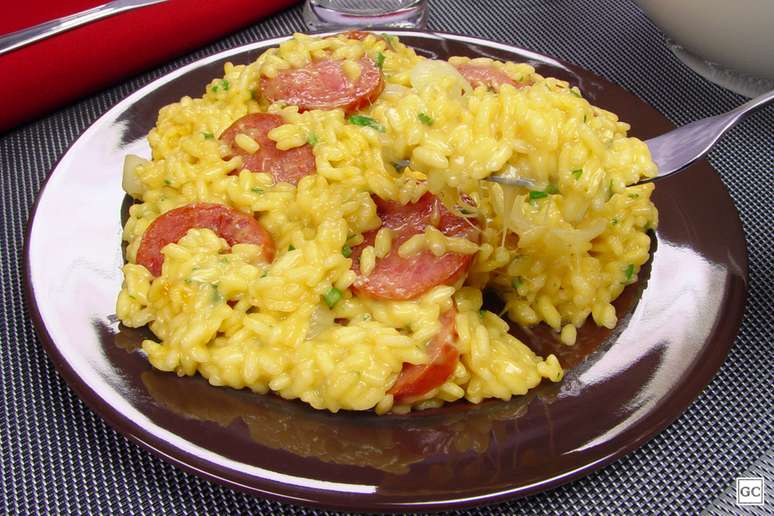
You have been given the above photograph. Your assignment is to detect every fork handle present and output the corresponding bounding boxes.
[0,0,164,57]
[644,89,774,181]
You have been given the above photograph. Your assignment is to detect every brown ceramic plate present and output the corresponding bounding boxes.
[24,31,747,511]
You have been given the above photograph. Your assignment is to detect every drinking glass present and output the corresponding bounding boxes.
[302,0,428,31]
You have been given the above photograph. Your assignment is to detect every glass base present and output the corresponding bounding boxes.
[667,39,774,98]
[302,0,428,31]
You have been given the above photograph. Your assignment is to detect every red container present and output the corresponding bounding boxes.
[1,0,298,132]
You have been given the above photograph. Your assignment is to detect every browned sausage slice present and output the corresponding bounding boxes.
[260,57,384,114]
[389,307,459,404]
[455,63,523,90]
[136,203,275,276]
[220,113,316,185]
[351,193,478,300]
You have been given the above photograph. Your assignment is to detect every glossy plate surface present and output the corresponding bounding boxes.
[25,31,748,511]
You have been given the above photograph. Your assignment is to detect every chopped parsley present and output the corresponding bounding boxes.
[417,112,434,126]
[288,244,296,251]
[529,190,549,200]
[570,89,582,98]
[342,244,352,258]
[511,277,524,290]
[623,264,635,283]
[583,114,588,123]
[250,89,259,101]
[348,115,385,132]
[611,218,619,225]
[307,133,319,146]
[571,169,583,179]
[210,284,223,304]
[260,270,268,278]
[479,309,486,318]
[628,193,640,199]
[202,131,214,140]
[163,179,172,186]
[545,184,559,194]
[251,187,264,194]
[220,79,230,91]
[381,33,396,50]
[375,51,385,69]
[323,287,343,308]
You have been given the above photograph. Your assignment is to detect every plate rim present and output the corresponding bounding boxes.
[23,29,749,512]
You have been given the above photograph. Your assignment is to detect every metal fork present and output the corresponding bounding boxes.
[0,0,166,57]
[487,89,774,188]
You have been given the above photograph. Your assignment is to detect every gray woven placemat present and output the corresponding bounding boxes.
[1,1,772,514]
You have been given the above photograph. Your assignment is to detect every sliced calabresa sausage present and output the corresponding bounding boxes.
[342,30,377,41]
[136,203,275,276]
[390,307,459,404]
[351,193,478,300]
[260,57,384,114]
[454,63,523,90]
[220,113,316,185]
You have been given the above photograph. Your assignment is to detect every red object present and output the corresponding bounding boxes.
[136,202,275,276]
[261,57,384,115]
[0,0,298,133]
[389,307,460,404]
[351,193,479,300]
[221,113,315,185]
[454,63,523,89]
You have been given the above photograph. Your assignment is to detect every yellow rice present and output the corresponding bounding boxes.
[116,32,658,413]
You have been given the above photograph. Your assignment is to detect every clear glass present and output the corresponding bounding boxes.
[302,0,428,31]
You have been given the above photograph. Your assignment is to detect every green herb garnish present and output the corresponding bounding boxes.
[202,131,214,140]
[624,264,635,283]
[545,184,559,194]
[628,193,640,199]
[220,79,230,91]
[381,33,396,50]
[571,169,583,179]
[511,277,524,290]
[417,112,433,126]
[479,309,486,318]
[251,187,264,194]
[375,51,385,69]
[211,284,223,304]
[163,179,172,185]
[250,89,258,101]
[342,244,352,258]
[323,287,343,308]
[307,133,319,146]
[288,244,295,251]
[529,191,549,200]
[570,89,582,98]
[612,218,619,225]
[348,115,385,132]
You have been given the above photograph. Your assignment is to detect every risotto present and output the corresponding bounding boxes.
[116,32,658,414]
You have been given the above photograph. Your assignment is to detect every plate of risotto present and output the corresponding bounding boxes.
[25,30,747,510]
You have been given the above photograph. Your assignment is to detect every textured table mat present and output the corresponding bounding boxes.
[2,0,772,513]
